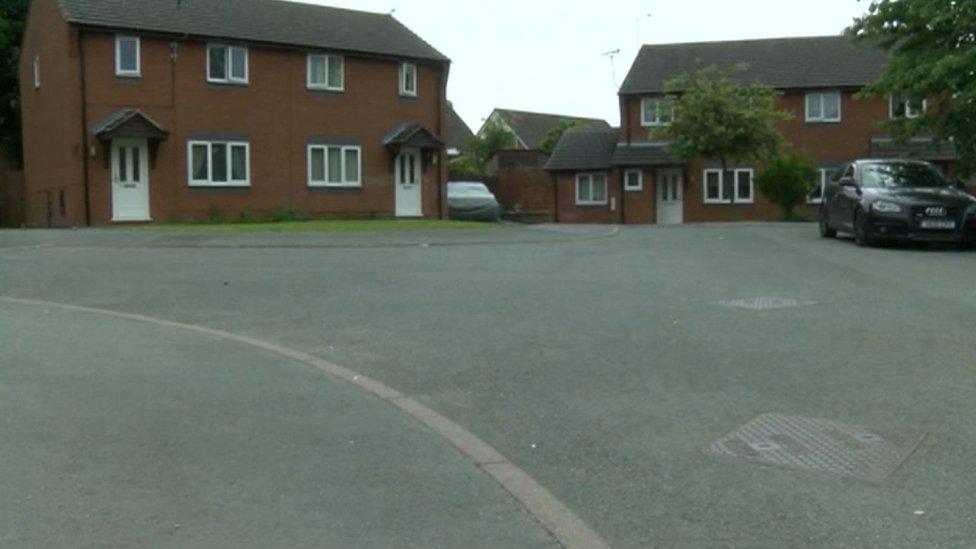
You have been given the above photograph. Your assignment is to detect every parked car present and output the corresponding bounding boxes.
[447,182,502,222]
[819,159,976,248]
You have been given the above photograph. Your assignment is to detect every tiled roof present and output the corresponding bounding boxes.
[57,0,448,62]
[620,35,887,95]
[489,109,611,150]
[445,103,474,151]
[611,141,681,166]
[545,129,620,171]
[870,135,957,161]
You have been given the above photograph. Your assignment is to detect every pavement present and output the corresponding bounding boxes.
[2,223,975,548]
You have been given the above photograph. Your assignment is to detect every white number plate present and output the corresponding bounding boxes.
[920,219,956,230]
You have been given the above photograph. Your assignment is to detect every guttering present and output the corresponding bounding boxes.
[78,28,91,226]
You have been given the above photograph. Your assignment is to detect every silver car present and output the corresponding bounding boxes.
[447,182,502,222]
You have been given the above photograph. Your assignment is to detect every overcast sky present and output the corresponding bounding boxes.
[301,0,871,132]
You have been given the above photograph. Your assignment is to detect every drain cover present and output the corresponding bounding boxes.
[716,297,816,311]
[705,413,928,482]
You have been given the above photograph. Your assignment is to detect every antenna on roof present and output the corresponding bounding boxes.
[389,8,397,17]
[636,13,652,47]
[602,49,620,88]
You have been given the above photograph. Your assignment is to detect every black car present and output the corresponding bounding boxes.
[819,159,976,247]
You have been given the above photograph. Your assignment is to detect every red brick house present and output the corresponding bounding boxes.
[546,36,960,225]
[19,0,451,227]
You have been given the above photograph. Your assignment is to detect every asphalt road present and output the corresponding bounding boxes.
[2,223,975,548]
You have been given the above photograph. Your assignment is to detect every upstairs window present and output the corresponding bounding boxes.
[805,91,841,122]
[208,44,248,84]
[890,94,927,119]
[641,97,674,127]
[188,140,250,186]
[308,54,344,91]
[704,169,754,204]
[308,144,361,187]
[32,55,40,89]
[115,35,140,77]
[400,63,418,97]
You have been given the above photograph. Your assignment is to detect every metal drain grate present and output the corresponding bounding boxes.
[705,413,928,482]
[716,297,817,311]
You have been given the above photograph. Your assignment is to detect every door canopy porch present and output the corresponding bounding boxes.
[92,109,169,168]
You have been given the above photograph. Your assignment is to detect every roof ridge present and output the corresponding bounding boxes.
[493,108,608,122]
[639,34,846,49]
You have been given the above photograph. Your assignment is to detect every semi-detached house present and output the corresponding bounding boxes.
[546,36,961,225]
[19,0,450,227]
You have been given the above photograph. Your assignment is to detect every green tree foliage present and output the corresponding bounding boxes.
[447,120,515,178]
[755,152,818,220]
[539,119,583,154]
[848,0,976,176]
[448,155,484,180]
[0,0,29,165]
[468,120,516,164]
[657,66,789,203]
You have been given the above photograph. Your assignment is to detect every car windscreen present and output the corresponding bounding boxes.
[448,183,493,198]
[860,163,950,189]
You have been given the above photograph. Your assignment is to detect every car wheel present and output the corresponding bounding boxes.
[853,209,874,247]
[819,209,837,238]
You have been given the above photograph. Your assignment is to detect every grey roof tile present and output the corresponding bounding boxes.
[611,141,681,166]
[445,103,474,151]
[490,109,611,150]
[620,35,887,95]
[545,129,619,171]
[57,0,448,62]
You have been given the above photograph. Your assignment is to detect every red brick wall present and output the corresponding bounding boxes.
[21,4,448,226]
[493,150,554,218]
[553,171,622,224]
[621,168,656,224]
[617,90,892,222]
[19,0,86,227]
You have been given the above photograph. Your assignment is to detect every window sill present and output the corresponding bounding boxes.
[575,202,609,207]
[307,86,345,93]
[189,184,251,189]
[115,72,141,79]
[309,183,363,189]
[625,187,643,193]
[703,200,755,206]
[804,119,841,124]
[398,94,419,100]
[207,80,250,88]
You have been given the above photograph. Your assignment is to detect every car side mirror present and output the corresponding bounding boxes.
[839,178,857,188]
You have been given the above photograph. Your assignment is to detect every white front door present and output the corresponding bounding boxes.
[111,138,150,222]
[656,169,684,225]
[395,148,423,218]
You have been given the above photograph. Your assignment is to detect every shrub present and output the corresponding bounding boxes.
[204,204,223,224]
[756,152,818,220]
[267,205,310,223]
[448,155,484,179]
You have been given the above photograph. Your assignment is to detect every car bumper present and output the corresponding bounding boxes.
[867,213,976,243]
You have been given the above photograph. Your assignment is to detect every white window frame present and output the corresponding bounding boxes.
[889,94,927,119]
[641,97,674,127]
[307,54,344,92]
[806,168,839,204]
[307,144,362,188]
[624,169,643,191]
[805,91,841,123]
[187,140,251,187]
[32,55,40,89]
[206,44,249,84]
[702,168,754,205]
[399,62,418,97]
[115,35,141,77]
[575,173,609,206]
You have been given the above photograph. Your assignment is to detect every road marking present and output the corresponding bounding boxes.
[1,296,611,549]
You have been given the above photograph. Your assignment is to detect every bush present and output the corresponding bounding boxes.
[756,152,818,220]
[204,204,223,224]
[448,155,485,179]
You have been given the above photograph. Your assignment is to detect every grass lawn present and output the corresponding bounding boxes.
[125,219,498,233]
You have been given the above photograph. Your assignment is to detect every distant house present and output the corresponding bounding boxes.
[479,109,611,152]
[19,0,451,227]
[546,35,960,225]
[445,102,474,158]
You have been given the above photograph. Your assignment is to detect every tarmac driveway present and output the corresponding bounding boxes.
[1,223,975,548]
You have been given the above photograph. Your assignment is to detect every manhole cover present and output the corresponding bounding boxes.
[705,413,928,482]
[716,297,816,311]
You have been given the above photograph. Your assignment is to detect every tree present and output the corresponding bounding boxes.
[448,155,483,180]
[656,66,789,205]
[539,119,583,154]
[848,0,976,176]
[0,0,29,166]
[468,120,515,165]
[755,152,818,220]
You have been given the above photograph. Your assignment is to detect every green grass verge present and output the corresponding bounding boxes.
[124,219,497,233]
